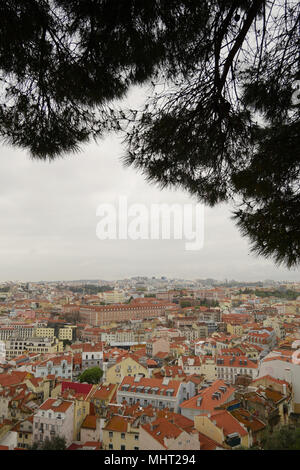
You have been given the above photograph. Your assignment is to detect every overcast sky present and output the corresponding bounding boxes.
[0,87,299,283]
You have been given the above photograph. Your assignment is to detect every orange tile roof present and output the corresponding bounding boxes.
[92,384,116,400]
[230,408,266,433]
[39,398,73,413]
[251,375,289,386]
[216,355,258,369]
[119,376,181,397]
[103,415,128,433]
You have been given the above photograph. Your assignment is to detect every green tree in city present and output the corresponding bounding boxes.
[30,435,67,450]
[261,426,300,450]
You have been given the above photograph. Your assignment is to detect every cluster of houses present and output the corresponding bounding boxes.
[0,284,299,450]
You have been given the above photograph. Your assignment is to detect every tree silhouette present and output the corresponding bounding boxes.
[0,1,299,266]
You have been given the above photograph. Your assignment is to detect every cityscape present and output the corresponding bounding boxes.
[0,0,299,456]
[0,277,299,451]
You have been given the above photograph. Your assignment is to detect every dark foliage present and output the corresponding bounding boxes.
[261,425,300,450]
[30,435,67,450]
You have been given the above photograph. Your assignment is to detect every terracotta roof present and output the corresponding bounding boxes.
[103,415,128,433]
[209,410,248,437]
[0,371,31,388]
[142,417,184,448]
[198,432,225,450]
[92,384,116,400]
[119,376,182,397]
[230,408,266,433]
[216,355,258,369]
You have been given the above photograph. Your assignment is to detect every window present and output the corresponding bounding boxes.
[109,431,113,438]
[121,433,125,439]
[134,434,138,441]
[121,445,126,450]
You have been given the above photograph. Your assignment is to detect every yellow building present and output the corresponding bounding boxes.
[105,355,148,385]
[58,326,76,341]
[102,415,140,450]
[227,324,243,336]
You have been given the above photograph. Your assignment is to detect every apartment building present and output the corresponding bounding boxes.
[246,327,277,351]
[146,337,170,358]
[258,351,300,413]
[34,327,55,339]
[81,343,103,371]
[51,381,94,440]
[34,355,73,380]
[117,375,196,413]
[58,326,76,342]
[102,415,140,451]
[79,302,169,326]
[4,337,63,360]
[216,355,259,383]
[0,326,34,341]
[105,355,149,385]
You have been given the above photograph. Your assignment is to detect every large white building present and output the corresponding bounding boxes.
[258,351,300,414]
